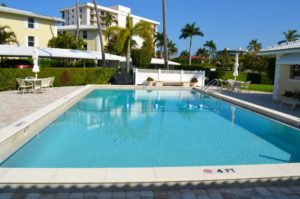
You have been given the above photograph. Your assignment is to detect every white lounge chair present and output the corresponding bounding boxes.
[280,98,300,110]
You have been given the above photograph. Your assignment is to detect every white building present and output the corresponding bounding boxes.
[259,41,300,102]
[58,2,160,51]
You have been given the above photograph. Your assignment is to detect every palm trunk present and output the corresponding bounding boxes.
[93,0,106,67]
[189,36,192,66]
[126,39,131,72]
[160,46,163,58]
[162,0,169,69]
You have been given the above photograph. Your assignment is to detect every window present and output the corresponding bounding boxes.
[62,12,65,18]
[27,18,35,29]
[28,36,35,46]
[82,31,88,39]
[291,65,300,80]
[101,11,105,15]
[80,8,82,13]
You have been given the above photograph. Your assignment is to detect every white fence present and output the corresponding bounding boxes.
[134,68,205,87]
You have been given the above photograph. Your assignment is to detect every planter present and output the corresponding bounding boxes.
[190,82,197,87]
[147,81,154,86]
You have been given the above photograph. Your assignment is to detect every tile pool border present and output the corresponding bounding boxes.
[0,85,299,185]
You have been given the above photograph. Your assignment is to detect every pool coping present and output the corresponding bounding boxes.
[195,88,300,129]
[0,85,299,185]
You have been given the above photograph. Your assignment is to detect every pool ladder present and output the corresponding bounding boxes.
[201,79,221,91]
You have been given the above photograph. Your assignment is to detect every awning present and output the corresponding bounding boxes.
[277,53,300,65]
[0,45,180,65]
[0,45,124,61]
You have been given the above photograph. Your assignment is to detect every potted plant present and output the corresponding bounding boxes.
[190,77,198,87]
[146,77,154,86]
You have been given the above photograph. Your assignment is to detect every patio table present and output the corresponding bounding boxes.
[25,78,41,93]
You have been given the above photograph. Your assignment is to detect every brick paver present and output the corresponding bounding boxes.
[3,184,299,199]
[0,86,81,129]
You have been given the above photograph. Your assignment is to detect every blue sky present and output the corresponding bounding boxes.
[3,0,300,54]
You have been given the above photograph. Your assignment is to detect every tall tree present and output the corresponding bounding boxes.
[93,0,106,67]
[204,40,217,63]
[278,30,300,44]
[0,25,18,45]
[195,47,208,58]
[179,22,204,65]
[167,40,178,59]
[106,15,153,72]
[247,39,262,53]
[101,13,118,27]
[162,0,169,69]
[48,32,86,49]
[154,32,164,58]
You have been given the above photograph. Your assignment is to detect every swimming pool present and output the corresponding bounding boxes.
[1,89,300,168]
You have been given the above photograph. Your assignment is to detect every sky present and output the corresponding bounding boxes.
[2,0,300,54]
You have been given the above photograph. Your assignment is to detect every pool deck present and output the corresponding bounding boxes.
[0,85,300,196]
[0,86,82,130]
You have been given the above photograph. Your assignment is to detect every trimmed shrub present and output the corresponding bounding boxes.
[131,49,152,68]
[0,68,116,91]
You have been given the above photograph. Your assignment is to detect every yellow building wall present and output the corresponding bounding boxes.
[0,12,57,48]
[278,65,300,101]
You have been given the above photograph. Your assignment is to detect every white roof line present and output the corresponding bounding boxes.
[259,40,300,55]
[0,6,64,22]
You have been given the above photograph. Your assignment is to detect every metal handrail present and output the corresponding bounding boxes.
[201,78,221,91]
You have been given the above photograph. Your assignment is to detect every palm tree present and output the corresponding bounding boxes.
[162,0,169,69]
[247,39,262,53]
[154,32,164,58]
[101,13,118,28]
[278,30,300,45]
[106,14,153,72]
[167,40,178,59]
[195,47,208,58]
[0,25,18,45]
[48,32,86,49]
[92,0,106,67]
[179,22,204,65]
[204,40,217,63]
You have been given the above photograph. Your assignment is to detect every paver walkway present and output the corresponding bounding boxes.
[1,184,300,198]
[0,86,81,129]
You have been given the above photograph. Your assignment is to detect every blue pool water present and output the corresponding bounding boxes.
[1,89,300,168]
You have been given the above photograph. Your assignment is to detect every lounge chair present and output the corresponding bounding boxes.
[16,78,33,94]
[280,98,300,110]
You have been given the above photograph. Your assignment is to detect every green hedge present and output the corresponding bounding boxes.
[0,68,116,91]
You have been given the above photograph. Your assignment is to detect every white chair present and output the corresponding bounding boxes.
[16,78,33,94]
[41,78,51,92]
[49,77,55,88]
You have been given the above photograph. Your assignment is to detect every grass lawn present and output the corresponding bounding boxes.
[248,84,273,92]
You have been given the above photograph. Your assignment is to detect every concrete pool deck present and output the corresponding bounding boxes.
[0,85,300,194]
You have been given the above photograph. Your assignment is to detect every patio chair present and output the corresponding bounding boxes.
[227,79,235,91]
[49,77,55,88]
[239,81,251,92]
[41,78,51,92]
[16,78,33,94]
